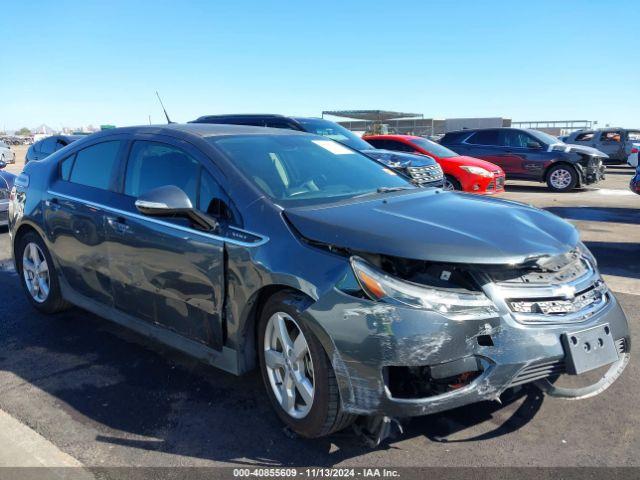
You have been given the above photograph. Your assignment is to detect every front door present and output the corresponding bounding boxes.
[106,137,225,349]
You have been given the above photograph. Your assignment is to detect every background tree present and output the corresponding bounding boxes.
[16,127,32,136]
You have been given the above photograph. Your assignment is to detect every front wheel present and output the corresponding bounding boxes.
[258,291,355,438]
[546,164,578,192]
[443,175,461,191]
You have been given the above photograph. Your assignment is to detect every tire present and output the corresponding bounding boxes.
[16,231,70,314]
[546,164,578,192]
[444,175,461,191]
[258,290,355,438]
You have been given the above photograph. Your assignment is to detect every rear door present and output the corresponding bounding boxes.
[105,135,226,349]
[45,138,126,306]
[459,129,511,170]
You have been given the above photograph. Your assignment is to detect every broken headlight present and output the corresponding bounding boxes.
[350,257,499,321]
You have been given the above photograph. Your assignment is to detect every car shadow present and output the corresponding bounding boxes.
[0,268,544,466]
[583,241,640,281]
[545,207,640,226]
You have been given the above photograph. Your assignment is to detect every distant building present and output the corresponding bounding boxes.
[324,110,511,136]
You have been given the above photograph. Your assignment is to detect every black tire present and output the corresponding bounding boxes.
[546,164,578,192]
[257,290,355,438]
[444,175,461,191]
[16,231,70,314]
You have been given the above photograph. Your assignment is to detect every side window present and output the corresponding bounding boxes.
[55,139,67,151]
[499,130,535,148]
[466,130,499,146]
[68,141,122,190]
[600,131,622,142]
[39,137,57,155]
[124,141,200,206]
[199,170,236,223]
[574,132,594,142]
[265,119,295,130]
[60,155,76,180]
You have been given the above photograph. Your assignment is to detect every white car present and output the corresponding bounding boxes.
[627,143,639,167]
[0,141,15,164]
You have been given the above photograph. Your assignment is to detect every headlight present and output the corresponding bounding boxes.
[350,257,499,321]
[459,166,494,178]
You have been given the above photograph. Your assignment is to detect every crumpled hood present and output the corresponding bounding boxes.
[551,143,609,158]
[285,189,579,265]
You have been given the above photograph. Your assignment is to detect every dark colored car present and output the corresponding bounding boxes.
[26,135,83,164]
[0,159,16,227]
[631,165,640,195]
[440,128,607,192]
[191,115,444,187]
[9,124,630,441]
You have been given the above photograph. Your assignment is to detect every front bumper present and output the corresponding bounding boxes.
[581,158,606,185]
[460,171,505,195]
[306,286,630,417]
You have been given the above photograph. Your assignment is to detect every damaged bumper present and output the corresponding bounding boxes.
[305,287,630,418]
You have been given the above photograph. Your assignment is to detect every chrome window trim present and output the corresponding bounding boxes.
[47,190,269,248]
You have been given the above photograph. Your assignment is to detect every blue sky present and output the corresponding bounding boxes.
[2,0,639,131]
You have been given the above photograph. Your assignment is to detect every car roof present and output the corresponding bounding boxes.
[75,123,308,141]
[364,134,423,140]
[192,114,289,122]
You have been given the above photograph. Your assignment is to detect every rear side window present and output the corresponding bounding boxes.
[574,132,594,142]
[628,131,640,141]
[466,130,499,146]
[67,141,122,190]
[124,141,200,206]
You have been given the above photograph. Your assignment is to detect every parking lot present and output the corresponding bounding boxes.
[0,146,638,469]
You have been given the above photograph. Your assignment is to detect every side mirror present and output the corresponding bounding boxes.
[527,141,543,149]
[0,160,6,169]
[135,185,218,231]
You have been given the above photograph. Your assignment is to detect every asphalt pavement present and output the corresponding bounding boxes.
[0,164,638,469]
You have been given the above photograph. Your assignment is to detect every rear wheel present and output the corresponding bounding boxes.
[443,175,461,191]
[17,231,70,314]
[258,291,355,438]
[546,164,578,192]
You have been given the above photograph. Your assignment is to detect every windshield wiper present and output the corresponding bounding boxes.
[352,186,413,199]
[376,186,413,193]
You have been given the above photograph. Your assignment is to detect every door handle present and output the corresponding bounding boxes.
[106,215,129,234]
[46,197,61,210]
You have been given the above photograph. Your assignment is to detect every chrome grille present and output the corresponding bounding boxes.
[493,254,610,325]
[407,164,443,183]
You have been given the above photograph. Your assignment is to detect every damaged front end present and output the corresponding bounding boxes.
[305,242,631,419]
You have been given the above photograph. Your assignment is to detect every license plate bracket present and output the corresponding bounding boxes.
[562,324,618,375]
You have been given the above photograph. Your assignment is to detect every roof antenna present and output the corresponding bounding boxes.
[155,91,174,124]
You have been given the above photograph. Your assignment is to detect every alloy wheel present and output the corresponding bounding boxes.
[22,242,50,303]
[549,168,572,190]
[264,312,315,419]
[443,178,456,191]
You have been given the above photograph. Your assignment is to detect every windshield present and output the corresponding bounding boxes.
[294,118,372,151]
[210,134,413,206]
[409,137,458,158]
[528,129,562,146]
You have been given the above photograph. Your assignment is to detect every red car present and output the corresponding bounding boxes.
[363,134,506,194]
